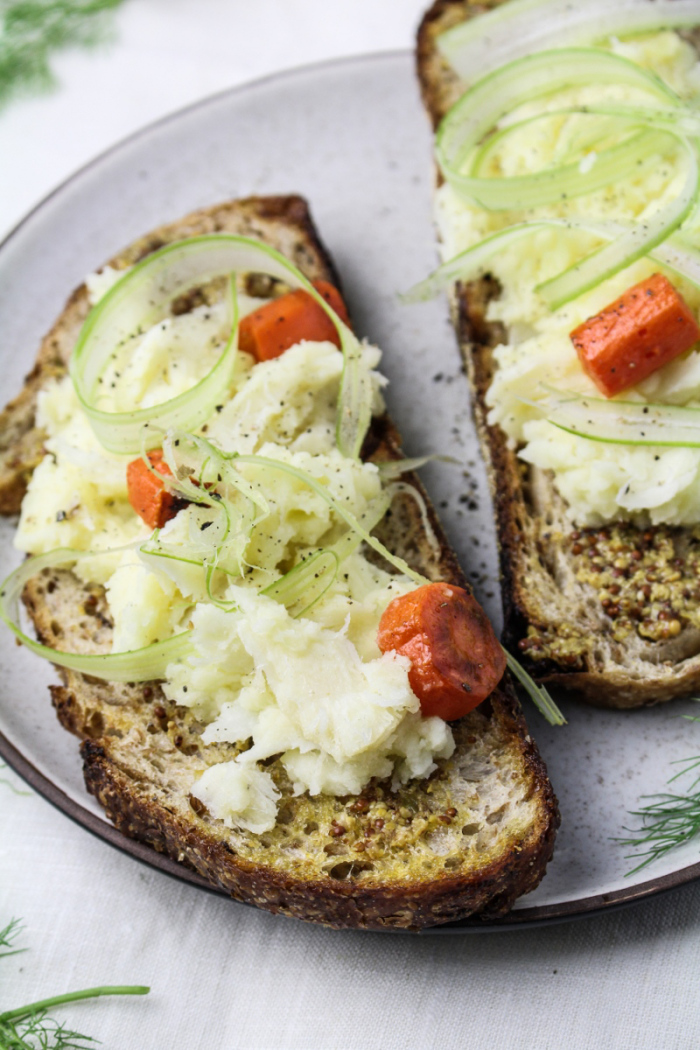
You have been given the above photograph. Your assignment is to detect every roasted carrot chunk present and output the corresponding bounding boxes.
[238,280,351,362]
[570,273,700,398]
[377,582,506,721]
[126,450,177,530]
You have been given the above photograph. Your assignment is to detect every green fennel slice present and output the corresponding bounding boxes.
[436,0,700,83]
[70,235,371,460]
[537,388,700,448]
[434,47,700,309]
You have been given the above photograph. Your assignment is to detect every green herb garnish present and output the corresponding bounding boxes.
[0,0,128,110]
[0,918,26,959]
[620,786,700,875]
[621,707,700,874]
[505,650,566,726]
[0,918,149,1049]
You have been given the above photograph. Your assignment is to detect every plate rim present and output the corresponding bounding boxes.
[0,49,409,254]
[2,723,695,932]
[1,50,699,933]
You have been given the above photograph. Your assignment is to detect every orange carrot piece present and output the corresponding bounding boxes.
[570,273,700,398]
[238,280,351,362]
[126,450,177,530]
[377,582,506,721]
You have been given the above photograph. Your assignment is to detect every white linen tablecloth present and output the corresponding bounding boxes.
[2,3,700,1047]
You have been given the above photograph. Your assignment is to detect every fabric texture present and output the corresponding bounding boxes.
[3,775,700,1050]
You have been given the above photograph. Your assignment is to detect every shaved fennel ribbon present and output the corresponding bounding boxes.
[530,387,700,448]
[150,430,431,589]
[436,49,680,209]
[437,0,700,83]
[0,547,194,683]
[70,235,372,459]
[1,430,565,721]
[0,436,418,682]
[0,544,350,683]
[147,434,565,722]
[407,30,700,449]
[8,213,566,720]
[141,482,394,617]
[404,221,700,304]
[434,47,699,308]
[506,652,565,727]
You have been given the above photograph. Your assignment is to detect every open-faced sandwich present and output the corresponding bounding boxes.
[0,195,558,929]
[417,0,700,707]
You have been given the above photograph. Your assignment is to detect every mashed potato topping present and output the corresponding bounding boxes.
[15,274,455,831]
[436,31,700,527]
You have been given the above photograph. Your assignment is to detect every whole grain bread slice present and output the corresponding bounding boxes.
[4,194,557,929]
[417,0,700,708]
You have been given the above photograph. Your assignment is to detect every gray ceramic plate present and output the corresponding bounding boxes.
[1,52,700,931]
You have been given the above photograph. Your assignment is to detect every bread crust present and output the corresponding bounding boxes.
[5,194,558,928]
[417,0,700,708]
[80,698,557,931]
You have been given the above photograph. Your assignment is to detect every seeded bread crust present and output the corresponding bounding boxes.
[417,0,700,708]
[5,195,557,928]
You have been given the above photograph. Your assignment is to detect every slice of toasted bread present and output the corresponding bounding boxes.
[3,194,557,929]
[417,1,700,709]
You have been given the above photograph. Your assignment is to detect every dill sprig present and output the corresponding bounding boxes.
[0,0,128,109]
[0,1011,98,1049]
[0,918,26,959]
[620,787,700,875]
[0,918,149,1049]
[621,703,700,874]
